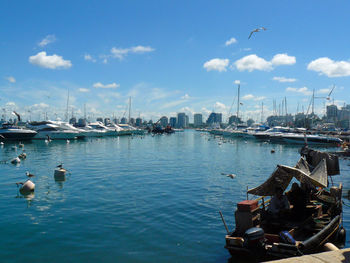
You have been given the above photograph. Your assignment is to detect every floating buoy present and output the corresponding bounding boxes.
[54,166,67,182]
[0,142,4,145]
[17,180,35,195]
[271,149,275,153]
[66,140,70,144]
[10,157,21,164]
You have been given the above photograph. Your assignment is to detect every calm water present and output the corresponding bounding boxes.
[0,130,349,263]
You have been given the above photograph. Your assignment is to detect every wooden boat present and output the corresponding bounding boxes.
[223,148,346,260]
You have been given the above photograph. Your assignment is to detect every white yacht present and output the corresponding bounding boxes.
[0,123,37,140]
[27,121,79,140]
[89,122,116,136]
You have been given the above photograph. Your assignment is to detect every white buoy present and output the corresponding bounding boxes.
[54,167,67,181]
[0,142,4,145]
[10,157,21,164]
[18,180,35,195]
[66,140,70,144]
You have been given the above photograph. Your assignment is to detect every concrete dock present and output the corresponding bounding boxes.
[266,248,350,263]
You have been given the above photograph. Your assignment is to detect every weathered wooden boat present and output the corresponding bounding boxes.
[223,147,346,260]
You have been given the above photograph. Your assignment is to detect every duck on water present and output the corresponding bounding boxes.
[221,146,345,261]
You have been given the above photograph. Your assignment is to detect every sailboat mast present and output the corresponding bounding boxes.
[236,84,240,125]
[65,90,70,122]
[128,96,131,124]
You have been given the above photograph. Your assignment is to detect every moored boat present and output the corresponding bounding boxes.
[0,123,37,141]
[223,147,345,261]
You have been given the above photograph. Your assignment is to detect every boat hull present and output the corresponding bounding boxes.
[33,131,78,140]
[0,131,37,140]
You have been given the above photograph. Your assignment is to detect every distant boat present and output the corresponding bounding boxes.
[282,133,342,146]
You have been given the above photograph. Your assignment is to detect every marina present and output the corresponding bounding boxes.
[1,130,350,262]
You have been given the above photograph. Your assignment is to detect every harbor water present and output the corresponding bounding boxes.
[0,130,349,263]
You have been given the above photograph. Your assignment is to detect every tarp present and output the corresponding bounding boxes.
[300,147,339,176]
[247,158,328,196]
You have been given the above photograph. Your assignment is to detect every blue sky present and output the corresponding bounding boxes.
[1,0,350,122]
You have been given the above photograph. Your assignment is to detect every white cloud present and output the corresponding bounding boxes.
[286,87,312,96]
[5,102,16,107]
[271,53,296,66]
[130,46,155,53]
[29,52,72,69]
[38,34,56,47]
[254,96,266,101]
[273,76,297,83]
[181,94,190,99]
[79,88,90,92]
[110,45,155,60]
[93,82,120,89]
[235,54,272,72]
[215,102,227,112]
[242,94,266,101]
[225,37,237,46]
[234,53,296,72]
[307,57,350,77]
[84,54,96,62]
[242,94,254,100]
[318,88,331,94]
[33,102,49,108]
[5,76,16,83]
[203,58,229,72]
[234,80,240,85]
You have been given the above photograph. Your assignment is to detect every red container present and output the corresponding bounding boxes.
[237,200,258,212]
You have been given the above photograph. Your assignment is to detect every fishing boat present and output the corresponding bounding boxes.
[222,147,345,261]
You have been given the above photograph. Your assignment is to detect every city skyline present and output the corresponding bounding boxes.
[1,1,350,122]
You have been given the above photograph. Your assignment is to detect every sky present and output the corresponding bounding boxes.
[1,0,350,123]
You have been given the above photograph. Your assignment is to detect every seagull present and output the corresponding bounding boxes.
[25,171,35,178]
[56,163,63,168]
[248,27,267,39]
[226,174,236,179]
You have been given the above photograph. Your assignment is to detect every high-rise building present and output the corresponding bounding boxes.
[96,117,103,122]
[327,105,338,120]
[177,113,186,128]
[185,115,189,127]
[206,112,222,124]
[135,117,142,127]
[193,113,203,127]
[104,118,111,126]
[120,117,127,124]
[129,118,135,126]
[159,116,168,127]
[169,117,177,127]
[113,118,119,124]
[69,117,77,125]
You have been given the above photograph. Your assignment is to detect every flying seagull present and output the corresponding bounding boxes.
[248,27,267,39]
